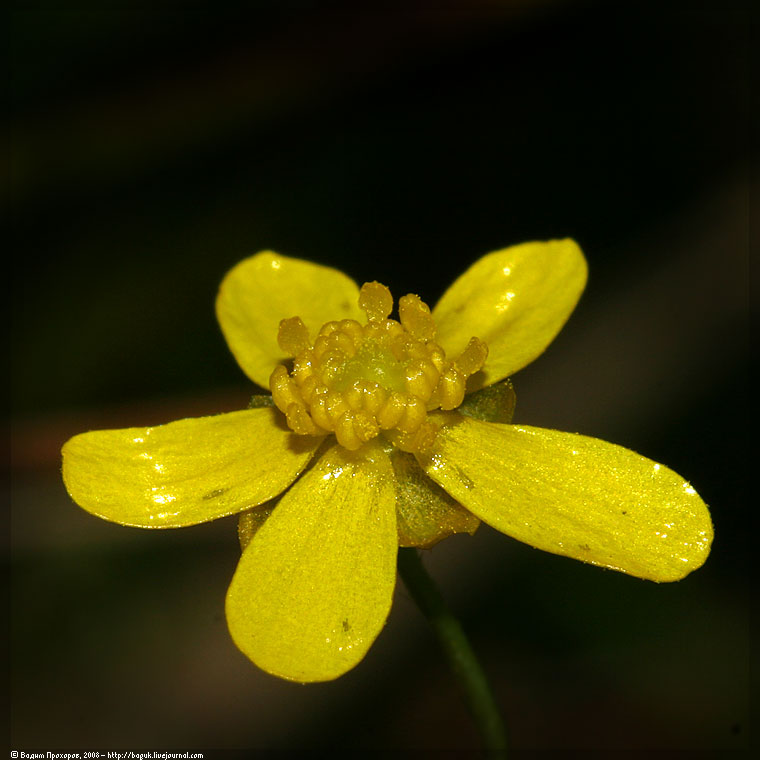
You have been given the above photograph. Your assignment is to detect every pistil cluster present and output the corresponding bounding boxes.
[269,281,488,453]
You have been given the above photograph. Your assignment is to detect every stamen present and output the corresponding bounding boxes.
[335,411,361,449]
[269,281,489,453]
[455,337,489,377]
[404,360,436,402]
[270,365,304,410]
[396,395,426,433]
[399,294,437,341]
[359,282,393,322]
[387,420,439,453]
[285,403,322,436]
[377,391,407,429]
[436,366,466,410]
[338,319,364,344]
[277,316,311,356]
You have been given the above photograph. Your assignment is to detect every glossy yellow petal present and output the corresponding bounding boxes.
[62,408,322,528]
[226,442,397,682]
[433,240,587,387]
[417,415,712,581]
[216,251,364,387]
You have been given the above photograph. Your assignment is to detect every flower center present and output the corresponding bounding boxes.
[269,281,488,452]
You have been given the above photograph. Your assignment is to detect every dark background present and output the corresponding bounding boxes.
[9,1,750,752]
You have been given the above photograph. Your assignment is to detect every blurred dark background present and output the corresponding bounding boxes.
[9,1,750,752]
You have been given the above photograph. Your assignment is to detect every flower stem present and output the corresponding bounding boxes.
[397,547,508,756]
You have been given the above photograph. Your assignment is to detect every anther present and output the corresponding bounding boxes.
[396,395,426,433]
[399,294,437,341]
[270,365,304,410]
[390,420,439,453]
[292,353,314,383]
[359,281,393,322]
[325,392,349,423]
[455,337,489,377]
[353,410,380,442]
[390,333,415,362]
[361,383,387,414]
[338,319,364,344]
[335,411,362,450]
[426,343,446,371]
[436,366,466,410]
[299,375,326,404]
[327,330,357,358]
[318,352,346,384]
[345,383,364,411]
[309,395,332,430]
[377,392,407,429]
[318,321,341,337]
[277,316,311,356]
[285,403,322,436]
[404,360,435,402]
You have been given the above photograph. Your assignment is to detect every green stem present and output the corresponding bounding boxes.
[397,547,508,756]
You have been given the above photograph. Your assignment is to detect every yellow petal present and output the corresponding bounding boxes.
[416,415,712,582]
[226,442,397,682]
[433,240,587,387]
[62,408,322,528]
[216,251,364,388]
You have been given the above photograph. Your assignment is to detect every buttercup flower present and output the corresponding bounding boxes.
[62,240,713,683]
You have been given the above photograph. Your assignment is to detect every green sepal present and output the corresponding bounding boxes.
[238,503,276,550]
[459,378,516,424]
[390,448,479,548]
[248,394,275,409]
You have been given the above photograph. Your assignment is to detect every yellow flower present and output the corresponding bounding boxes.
[62,240,713,683]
